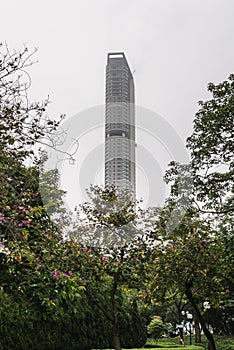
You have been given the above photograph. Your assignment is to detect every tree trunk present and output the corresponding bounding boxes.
[113,313,121,350]
[185,286,217,350]
[111,271,122,350]
[194,309,202,343]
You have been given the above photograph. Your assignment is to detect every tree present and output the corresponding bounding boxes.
[0,43,65,160]
[0,43,126,350]
[0,148,76,317]
[161,75,234,350]
[147,315,168,341]
[165,74,234,215]
[0,43,78,324]
[67,185,152,350]
[147,209,230,350]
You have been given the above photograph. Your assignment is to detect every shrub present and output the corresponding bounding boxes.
[147,316,167,341]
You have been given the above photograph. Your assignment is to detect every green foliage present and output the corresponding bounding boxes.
[145,209,233,350]
[0,287,148,350]
[165,74,234,214]
[68,185,152,349]
[162,74,234,350]
[0,44,72,312]
[119,301,147,348]
[148,210,227,305]
[147,316,167,341]
[0,288,114,350]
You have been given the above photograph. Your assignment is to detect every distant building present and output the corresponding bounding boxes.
[105,52,136,197]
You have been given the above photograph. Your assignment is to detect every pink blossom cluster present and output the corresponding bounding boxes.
[18,206,26,211]
[52,270,60,280]
[80,246,91,253]
[66,270,73,278]
[18,219,30,227]
[101,256,108,261]
[81,246,88,252]
[52,270,72,280]
[0,215,6,223]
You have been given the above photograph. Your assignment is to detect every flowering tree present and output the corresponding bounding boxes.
[68,185,154,350]
[148,209,231,350]
[162,74,234,349]
[0,43,77,314]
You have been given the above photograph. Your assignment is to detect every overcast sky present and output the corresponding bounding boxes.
[2,0,234,208]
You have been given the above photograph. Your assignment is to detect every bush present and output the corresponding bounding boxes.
[147,316,167,341]
[0,291,111,350]
[120,301,147,348]
[0,291,147,350]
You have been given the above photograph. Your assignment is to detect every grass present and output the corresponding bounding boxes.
[100,347,204,350]
[98,337,205,349]
[97,335,234,350]
[144,335,234,350]
[142,338,205,349]
[121,347,203,350]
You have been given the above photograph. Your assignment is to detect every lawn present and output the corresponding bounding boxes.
[142,338,205,349]
[119,347,203,350]
[98,337,205,349]
[146,336,234,349]
[100,346,204,350]
[97,335,234,350]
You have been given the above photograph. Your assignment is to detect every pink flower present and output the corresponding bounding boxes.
[64,270,73,278]
[102,256,109,262]
[18,219,30,227]
[0,216,6,222]
[52,270,60,280]
[18,206,25,211]
[81,246,88,252]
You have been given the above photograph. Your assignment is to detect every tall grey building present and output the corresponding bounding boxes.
[105,52,136,197]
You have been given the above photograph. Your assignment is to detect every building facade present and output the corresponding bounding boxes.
[105,52,136,197]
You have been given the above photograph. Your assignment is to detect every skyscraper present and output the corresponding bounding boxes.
[105,52,136,197]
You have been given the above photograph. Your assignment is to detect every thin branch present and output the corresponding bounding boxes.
[193,200,234,214]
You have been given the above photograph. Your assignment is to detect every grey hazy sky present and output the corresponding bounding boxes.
[2,0,234,138]
[2,0,234,207]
